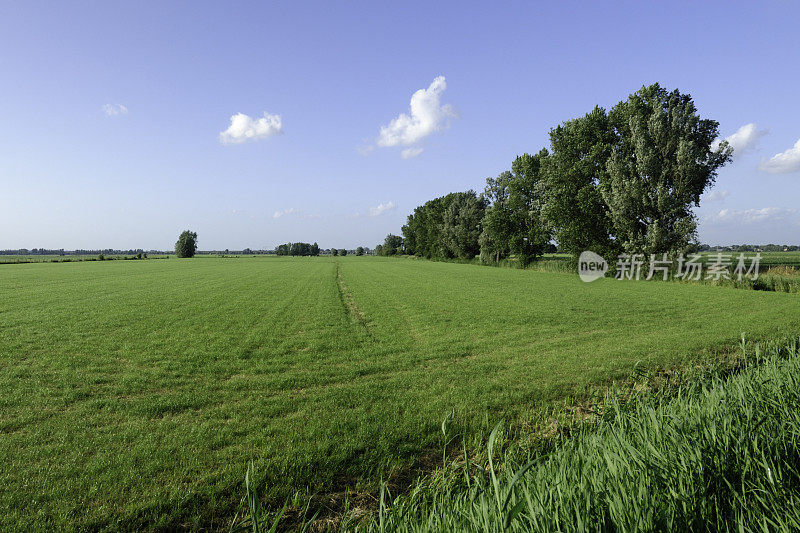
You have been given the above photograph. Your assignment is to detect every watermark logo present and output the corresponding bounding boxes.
[578,251,608,282]
[577,251,762,282]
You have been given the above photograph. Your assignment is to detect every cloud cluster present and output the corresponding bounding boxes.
[376,76,456,157]
[713,123,768,157]
[704,207,798,225]
[369,201,397,217]
[102,103,128,117]
[704,189,729,203]
[760,138,800,174]
[273,208,298,219]
[272,208,320,220]
[220,112,283,144]
[401,147,424,159]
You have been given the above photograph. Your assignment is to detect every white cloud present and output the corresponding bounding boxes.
[760,138,800,174]
[220,112,282,144]
[272,208,320,220]
[376,76,456,156]
[102,103,128,117]
[369,201,397,217]
[357,145,375,157]
[712,123,767,157]
[401,147,424,159]
[273,207,297,219]
[704,189,729,203]
[704,207,799,225]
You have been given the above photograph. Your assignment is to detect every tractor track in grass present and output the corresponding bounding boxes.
[335,261,373,338]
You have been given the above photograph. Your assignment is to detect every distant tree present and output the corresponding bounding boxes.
[276,244,290,256]
[402,192,474,259]
[507,150,551,266]
[310,242,320,256]
[175,230,198,258]
[383,234,404,256]
[339,249,348,256]
[355,246,364,256]
[374,244,383,256]
[480,171,515,263]
[331,248,339,256]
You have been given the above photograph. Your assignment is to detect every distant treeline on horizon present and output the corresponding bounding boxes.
[2,244,798,257]
[0,246,377,256]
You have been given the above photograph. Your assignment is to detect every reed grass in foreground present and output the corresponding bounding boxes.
[358,336,800,531]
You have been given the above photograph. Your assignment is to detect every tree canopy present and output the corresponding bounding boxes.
[399,83,731,266]
[175,230,198,258]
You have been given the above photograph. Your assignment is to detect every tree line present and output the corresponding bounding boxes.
[386,84,734,265]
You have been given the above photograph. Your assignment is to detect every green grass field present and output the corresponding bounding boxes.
[2,257,800,530]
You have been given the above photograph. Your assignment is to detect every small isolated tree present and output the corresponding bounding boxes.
[339,249,348,256]
[175,230,198,258]
[331,248,339,256]
[355,246,364,256]
[374,244,383,256]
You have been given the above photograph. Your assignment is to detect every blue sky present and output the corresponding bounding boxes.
[1,1,799,250]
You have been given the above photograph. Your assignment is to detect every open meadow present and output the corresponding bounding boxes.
[1,256,799,529]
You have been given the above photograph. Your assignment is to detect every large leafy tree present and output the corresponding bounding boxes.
[174,230,198,258]
[542,107,619,258]
[605,84,732,256]
[507,150,551,266]
[403,192,483,260]
[441,190,486,259]
[479,171,515,263]
[383,234,404,256]
[402,196,450,259]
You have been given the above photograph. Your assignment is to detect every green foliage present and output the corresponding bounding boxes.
[506,150,551,266]
[382,234,404,256]
[331,248,339,256]
[542,106,619,258]
[374,244,383,256]
[604,84,732,256]
[402,191,484,259]
[479,171,515,263]
[275,243,318,256]
[441,191,487,259]
[175,230,198,258]
[339,249,348,256]
[356,246,365,256]
[405,83,732,265]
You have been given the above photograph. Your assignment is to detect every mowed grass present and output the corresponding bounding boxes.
[1,257,799,530]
